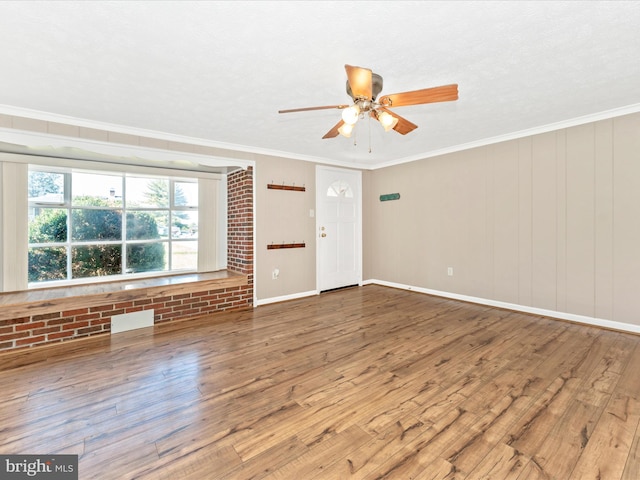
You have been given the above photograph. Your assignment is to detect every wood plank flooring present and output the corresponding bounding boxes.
[1,285,640,479]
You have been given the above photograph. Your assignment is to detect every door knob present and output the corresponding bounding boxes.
[321,233,326,237]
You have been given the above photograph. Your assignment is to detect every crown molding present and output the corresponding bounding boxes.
[3,102,640,171]
[371,103,640,170]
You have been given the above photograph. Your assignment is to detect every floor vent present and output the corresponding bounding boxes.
[111,310,154,334]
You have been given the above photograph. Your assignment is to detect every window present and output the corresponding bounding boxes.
[326,180,353,198]
[28,168,199,285]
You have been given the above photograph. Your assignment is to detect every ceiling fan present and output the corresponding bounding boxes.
[279,64,458,139]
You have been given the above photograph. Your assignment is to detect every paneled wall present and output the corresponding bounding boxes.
[255,157,317,301]
[365,112,640,327]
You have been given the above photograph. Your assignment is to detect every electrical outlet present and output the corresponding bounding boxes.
[272,268,280,280]
[447,267,453,276]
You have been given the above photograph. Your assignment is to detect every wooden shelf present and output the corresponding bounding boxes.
[267,184,306,192]
[267,243,306,250]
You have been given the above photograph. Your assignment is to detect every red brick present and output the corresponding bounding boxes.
[47,317,75,326]
[172,304,195,312]
[189,302,209,309]
[32,312,61,321]
[48,331,75,341]
[16,335,46,346]
[77,326,103,335]
[62,321,89,331]
[15,321,45,332]
[90,304,116,312]
[33,326,61,336]
[0,317,30,327]
[62,308,89,316]
[91,318,111,326]
[115,301,135,309]
[172,293,191,300]
[0,331,29,341]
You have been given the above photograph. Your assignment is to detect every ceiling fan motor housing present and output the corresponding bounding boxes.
[346,73,384,101]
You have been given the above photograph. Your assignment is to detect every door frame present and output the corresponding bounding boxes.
[315,165,363,292]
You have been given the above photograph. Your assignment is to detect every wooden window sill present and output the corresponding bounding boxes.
[0,270,248,322]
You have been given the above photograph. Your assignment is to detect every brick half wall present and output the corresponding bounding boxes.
[0,284,251,350]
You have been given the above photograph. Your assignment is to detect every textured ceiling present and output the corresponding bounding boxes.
[1,1,639,169]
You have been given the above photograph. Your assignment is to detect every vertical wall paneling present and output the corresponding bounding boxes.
[440,154,462,292]
[517,137,533,306]
[594,119,614,320]
[256,158,316,300]
[531,133,558,310]
[491,141,520,304]
[365,112,640,329]
[555,130,567,313]
[565,124,596,317]
[612,114,640,323]
[424,160,444,289]
[470,148,490,299]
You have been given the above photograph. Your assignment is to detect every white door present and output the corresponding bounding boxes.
[316,166,362,292]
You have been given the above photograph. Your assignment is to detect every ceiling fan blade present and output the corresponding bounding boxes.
[345,64,372,99]
[378,84,458,108]
[279,104,349,114]
[376,107,418,135]
[322,120,345,139]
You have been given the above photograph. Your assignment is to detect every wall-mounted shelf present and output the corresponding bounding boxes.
[267,243,306,250]
[267,184,306,192]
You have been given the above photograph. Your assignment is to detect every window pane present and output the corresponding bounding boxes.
[29,208,67,243]
[28,171,64,203]
[72,172,123,207]
[72,245,122,278]
[172,241,197,270]
[28,247,67,282]
[126,243,168,274]
[327,180,353,198]
[27,168,202,286]
[126,211,167,240]
[72,209,122,241]
[174,181,198,207]
[171,211,198,239]
[126,177,169,208]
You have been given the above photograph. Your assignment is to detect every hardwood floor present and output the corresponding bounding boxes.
[1,284,640,479]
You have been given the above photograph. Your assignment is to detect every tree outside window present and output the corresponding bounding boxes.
[28,170,198,285]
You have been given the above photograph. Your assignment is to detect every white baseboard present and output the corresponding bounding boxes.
[255,290,318,306]
[363,279,640,335]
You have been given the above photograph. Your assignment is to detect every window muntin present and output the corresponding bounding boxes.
[28,168,199,286]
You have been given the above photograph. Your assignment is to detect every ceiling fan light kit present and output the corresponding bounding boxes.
[337,123,354,138]
[279,64,458,141]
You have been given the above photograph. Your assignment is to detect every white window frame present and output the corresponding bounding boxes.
[1,155,226,291]
[28,167,206,286]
